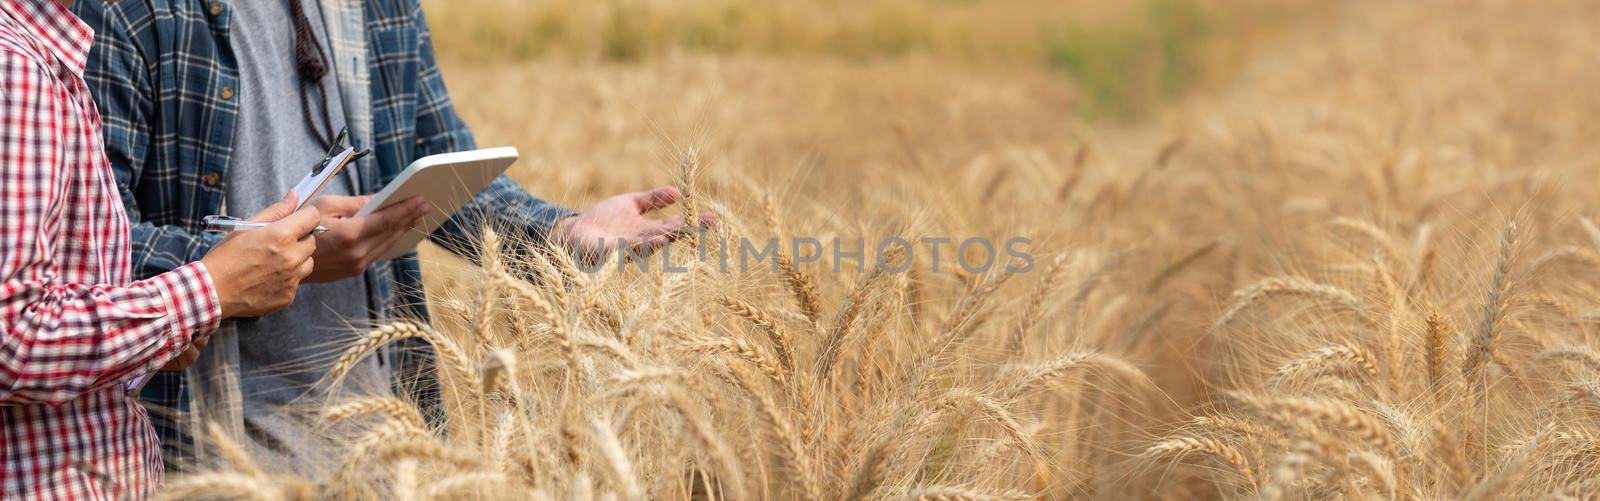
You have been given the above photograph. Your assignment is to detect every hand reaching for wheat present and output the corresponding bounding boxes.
[551,186,714,262]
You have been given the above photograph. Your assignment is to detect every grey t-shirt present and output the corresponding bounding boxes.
[221,0,388,475]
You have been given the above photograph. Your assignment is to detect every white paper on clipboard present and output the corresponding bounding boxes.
[291,148,357,209]
[357,147,519,261]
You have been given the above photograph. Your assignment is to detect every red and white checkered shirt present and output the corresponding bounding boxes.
[0,0,221,498]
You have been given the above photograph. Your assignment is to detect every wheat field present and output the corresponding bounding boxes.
[165,0,1600,499]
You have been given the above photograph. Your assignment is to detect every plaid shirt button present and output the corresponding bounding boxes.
[209,2,222,16]
[220,86,234,100]
[203,172,221,187]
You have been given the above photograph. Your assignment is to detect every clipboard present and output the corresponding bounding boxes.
[291,147,361,210]
[286,127,368,210]
[356,147,520,261]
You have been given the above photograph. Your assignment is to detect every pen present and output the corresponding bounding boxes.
[203,215,330,234]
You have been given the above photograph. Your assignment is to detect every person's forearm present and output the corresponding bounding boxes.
[0,263,221,405]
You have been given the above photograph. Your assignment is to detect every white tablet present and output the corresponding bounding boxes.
[357,147,519,260]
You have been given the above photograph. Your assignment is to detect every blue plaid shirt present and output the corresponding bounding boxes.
[72,0,571,467]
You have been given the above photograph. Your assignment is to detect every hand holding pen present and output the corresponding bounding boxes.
[136,191,324,389]
[197,192,321,318]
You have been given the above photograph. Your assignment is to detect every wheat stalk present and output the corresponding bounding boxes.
[1228,391,1396,459]
[602,367,689,396]
[685,336,787,387]
[1193,415,1277,440]
[1465,222,1518,378]
[776,253,824,327]
[492,270,582,381]
[815,247,904,384]
[717,295,794,374]
[908,270,1013,391]
[477,228,505,343]
[677,147,702,248]
[1003,352,1152,399]
[940,390,1045,462]
[1008,253,1066,352]
[1213,277,1371,331]
[1275,396,1397,457]
[322,397,429,430]
[329,323,436,382]
[1268,343,1381,387]
[1143,435,1258,486]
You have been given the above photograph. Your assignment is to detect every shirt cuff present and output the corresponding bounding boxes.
[511,203,578,245]
[149,262,223,345]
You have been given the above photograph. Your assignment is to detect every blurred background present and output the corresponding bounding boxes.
[417,0,1327,208]
[424,0,1314,118]
[413,0,1335,407]
[385,3,1600,497]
